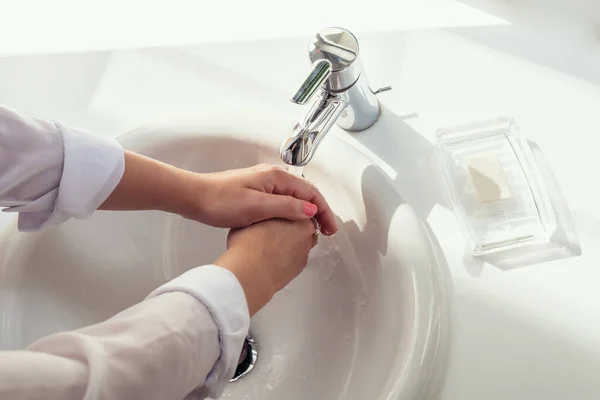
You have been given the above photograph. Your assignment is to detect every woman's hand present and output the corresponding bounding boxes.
[215,218,317,315]
[185,164,337,235]
[101,152,338,235]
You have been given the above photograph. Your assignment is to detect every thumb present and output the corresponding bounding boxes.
[253,194,317,223]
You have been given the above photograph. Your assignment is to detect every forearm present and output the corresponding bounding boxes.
[99,151,200,216]
[1,293,219,400]
[1,264,250,400]
[214,247,274,317]
[0,106,193,228]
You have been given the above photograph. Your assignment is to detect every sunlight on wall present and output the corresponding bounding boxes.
[0,0,509,56]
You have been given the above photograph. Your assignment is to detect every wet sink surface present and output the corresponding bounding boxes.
[0,109,449,400]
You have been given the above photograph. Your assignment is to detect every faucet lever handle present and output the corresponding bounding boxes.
[290,59,332,105]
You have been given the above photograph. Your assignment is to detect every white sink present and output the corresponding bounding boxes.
[0,107,450,400]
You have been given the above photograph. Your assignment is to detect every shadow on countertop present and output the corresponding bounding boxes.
[351,105,451,221]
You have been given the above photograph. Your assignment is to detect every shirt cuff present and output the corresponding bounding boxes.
[17,123,125,232]
[146,265,250,398]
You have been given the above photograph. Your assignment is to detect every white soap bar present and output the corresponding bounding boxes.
[466,154,512,203]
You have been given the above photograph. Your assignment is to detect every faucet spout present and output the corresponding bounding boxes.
[279,27,383,167]
[280,91,347,166]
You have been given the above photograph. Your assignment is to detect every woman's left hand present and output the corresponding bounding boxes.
[183,164,338,235]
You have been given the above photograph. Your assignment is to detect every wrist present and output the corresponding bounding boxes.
[170,172,213,223]
[158,168,194,213]
[214,246,274,316]
[154,167,208,221]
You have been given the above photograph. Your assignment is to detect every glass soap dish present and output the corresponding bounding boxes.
[435,118,575,263]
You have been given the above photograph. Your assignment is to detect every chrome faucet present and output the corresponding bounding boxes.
[280,27,389,166]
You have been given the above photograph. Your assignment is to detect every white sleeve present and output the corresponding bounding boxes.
[0,105,124,231]
[0,265,250,400]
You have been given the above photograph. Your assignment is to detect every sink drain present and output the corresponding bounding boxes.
[230,335,258,382]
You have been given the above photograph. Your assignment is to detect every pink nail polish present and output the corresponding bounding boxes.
[303,202,318,216]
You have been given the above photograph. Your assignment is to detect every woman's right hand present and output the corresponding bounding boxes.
[214,218,318,316]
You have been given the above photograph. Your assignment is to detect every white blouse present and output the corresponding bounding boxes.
[0,105,250,399]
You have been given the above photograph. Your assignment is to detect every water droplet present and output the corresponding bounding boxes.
[286,165,305,177]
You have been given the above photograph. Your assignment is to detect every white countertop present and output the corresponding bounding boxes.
[2,1,600,399]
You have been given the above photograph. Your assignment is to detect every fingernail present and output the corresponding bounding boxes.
[303,202,318,216]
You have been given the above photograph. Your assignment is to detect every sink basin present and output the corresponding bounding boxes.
[0,106,449,399]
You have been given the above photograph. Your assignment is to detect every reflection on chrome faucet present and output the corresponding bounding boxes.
[280,27,386,167]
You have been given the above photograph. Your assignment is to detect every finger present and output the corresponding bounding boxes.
[248,193,317,224]
[266,169,338,236]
